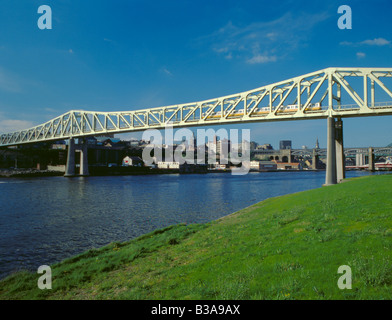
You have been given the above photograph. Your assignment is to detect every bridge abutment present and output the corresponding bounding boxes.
[64,138,90,177]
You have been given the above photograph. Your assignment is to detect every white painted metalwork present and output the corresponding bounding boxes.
[1,67,392,147]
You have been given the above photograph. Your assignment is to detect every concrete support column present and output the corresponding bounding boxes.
[356,153,365,166]
[356,154,360,166]
[324,117,337,185]
[335,118,345,183]
[65,138,76,177]
[80,139,89,176]
[312,149,318,170]
[368,147,375,171]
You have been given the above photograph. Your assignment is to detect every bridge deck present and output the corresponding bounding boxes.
[1,67,392,147]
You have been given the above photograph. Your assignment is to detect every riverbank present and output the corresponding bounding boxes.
[0,169,64,178]
[0,167,321,177]
[1,174,391,299]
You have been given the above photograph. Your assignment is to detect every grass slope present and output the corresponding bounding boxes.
[1,174,392,300]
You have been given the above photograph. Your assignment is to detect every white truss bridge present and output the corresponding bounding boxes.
[1,67,392,147]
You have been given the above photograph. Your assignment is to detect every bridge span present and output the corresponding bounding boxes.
[1,67,392,185]
[254,146,392,172]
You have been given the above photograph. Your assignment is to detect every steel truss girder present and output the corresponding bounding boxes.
[1,67,392,147]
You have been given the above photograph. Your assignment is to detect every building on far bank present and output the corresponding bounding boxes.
[249,161,277,171]
[279,140,292,150]
[257,143,274,150]
[157,161,182,169]
[51,141,66,150]
[122,156,143,167]
[274,161,301,170]
[209,162,229,170]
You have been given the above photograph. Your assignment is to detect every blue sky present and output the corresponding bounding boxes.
[0,0,391,149]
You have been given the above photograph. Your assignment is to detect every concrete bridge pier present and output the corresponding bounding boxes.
[312,149,319,170]
[79,139,90,176]
[64,138,90,177]
[324,117,337,185]
[64,138,76,177]
[335,118,345,183]
[324,117,345,186]
[356,153,365,166]
[368,147,375,171]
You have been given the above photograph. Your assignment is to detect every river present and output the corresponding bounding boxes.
[0,170,385,279]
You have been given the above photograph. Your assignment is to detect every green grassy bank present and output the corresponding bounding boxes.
[1,174,392,300]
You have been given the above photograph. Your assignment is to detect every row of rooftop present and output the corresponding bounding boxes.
[48,135,302,152]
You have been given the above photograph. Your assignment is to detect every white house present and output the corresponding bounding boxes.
[122,156,143,166]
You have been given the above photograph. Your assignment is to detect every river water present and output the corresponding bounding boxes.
[0,170,384,279]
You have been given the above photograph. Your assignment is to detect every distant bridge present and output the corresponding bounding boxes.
[253,147,392,170]
[0,67,391,184]
[289,147,392,157]
[254,147,392,157]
